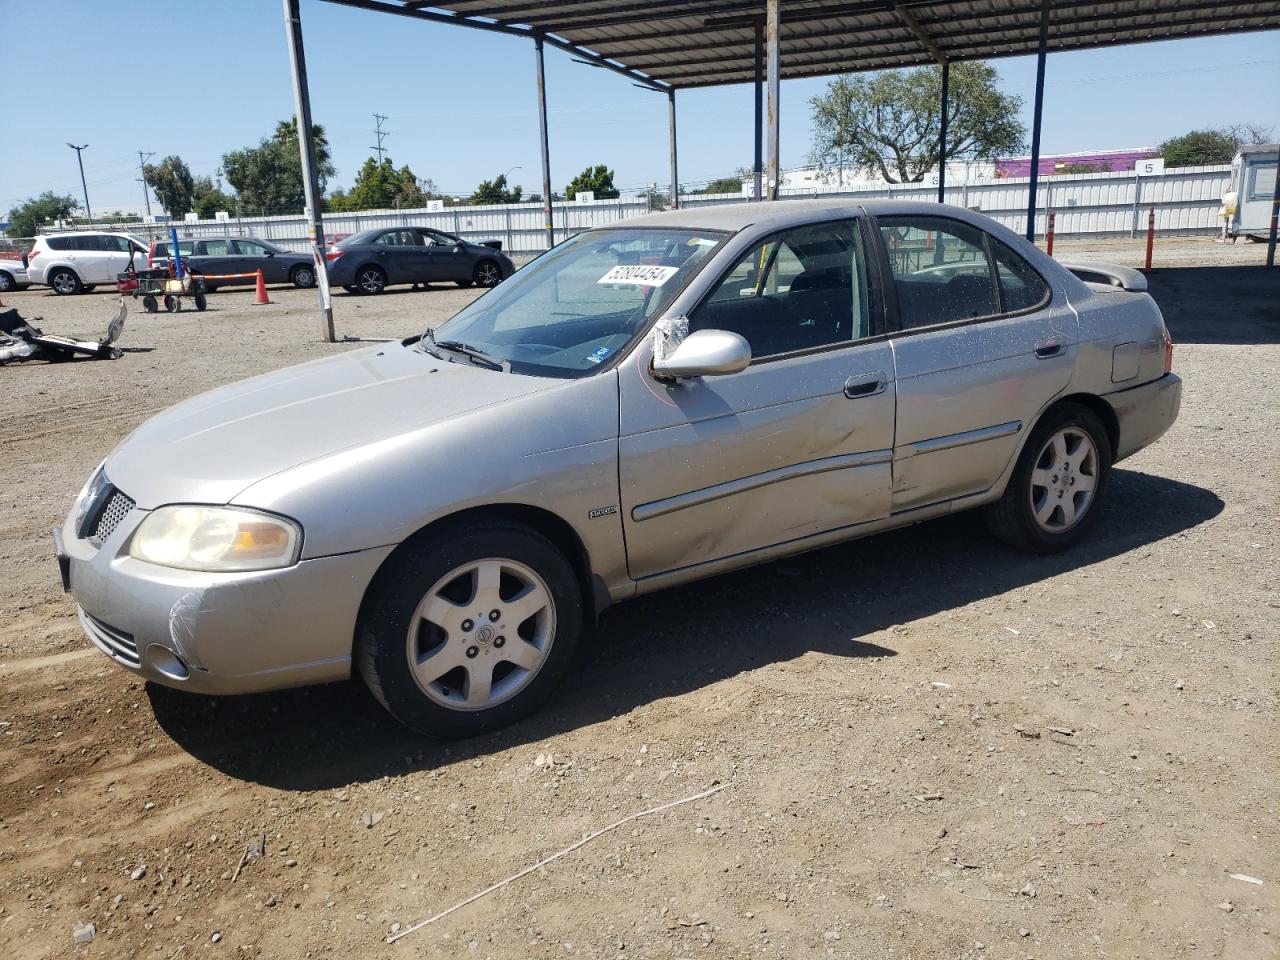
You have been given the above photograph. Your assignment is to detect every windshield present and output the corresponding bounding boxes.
[423,227,726,377]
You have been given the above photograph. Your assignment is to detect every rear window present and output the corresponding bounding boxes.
[46,237,74,251]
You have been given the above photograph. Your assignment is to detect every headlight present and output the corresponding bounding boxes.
[129,506,302,572]
[74,463,109,535]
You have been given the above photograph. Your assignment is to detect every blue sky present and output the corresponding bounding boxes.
[1,0,1276,215]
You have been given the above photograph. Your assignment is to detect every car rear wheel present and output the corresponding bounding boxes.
[357,520,583,738]
[984,402,1112,553]
[290,264,316,288]
[473,260,502,288]
[355,265,387,295]
[0,272,13,292]
[49,268,82,296]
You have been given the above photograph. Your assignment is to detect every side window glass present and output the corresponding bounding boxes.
[233,240,266,256]
[989,238,1050,313]
[202,239,233,256]
[375,230,417,248]
[879,217,998,329]
[75,235,102,251]
[691,220,870,358]
[98,235,127,252]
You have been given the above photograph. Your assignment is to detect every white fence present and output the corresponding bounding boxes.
[682,164,1232,238]
[38,164,1230,255]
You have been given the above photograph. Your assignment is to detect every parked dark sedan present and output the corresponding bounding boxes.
[324,227,514,295]
[149,237,317,289]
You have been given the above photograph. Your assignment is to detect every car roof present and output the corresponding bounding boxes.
[607,199,999,234]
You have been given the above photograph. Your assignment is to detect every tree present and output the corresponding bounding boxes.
[470,174,523,205]
[1159,124,1273,167]
[191,176,233,219]
[565,165,618,200]
[330,157,433,211]
[809,62,1026,184]
[6,192,77,238]
[704,176,745,194]
[1054,161,1110,175]
[143,155,196,217]
[222,119,335,215]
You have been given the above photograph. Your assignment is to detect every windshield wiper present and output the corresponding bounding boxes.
[432,339,508,372]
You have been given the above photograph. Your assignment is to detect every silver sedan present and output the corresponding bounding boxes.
[56,200,1181,737]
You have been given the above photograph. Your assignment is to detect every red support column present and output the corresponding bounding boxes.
[1144,209,1155,270]
[1046,210,1055,257]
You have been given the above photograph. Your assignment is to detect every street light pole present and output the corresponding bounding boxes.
[137,151,154,223]
[67,143,92,222]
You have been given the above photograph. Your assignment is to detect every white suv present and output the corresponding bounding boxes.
[26,232,149,295]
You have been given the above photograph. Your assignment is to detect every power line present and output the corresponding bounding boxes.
[137,151,155,222]
[371,113,390,163]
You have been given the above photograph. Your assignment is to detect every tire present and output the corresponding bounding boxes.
[164,294,181,313]
[142,294,158,313]
[194,292,208,312]
[354,265,387,295]
[290,264,316,288]
[49,268,82,296]
[473,259,502,288]
[984,402,1112,553]
[342,284,358,295]
[454,278,474,289]
[81,285,96,293]
[357,520,584,738]
[0,272,15,292]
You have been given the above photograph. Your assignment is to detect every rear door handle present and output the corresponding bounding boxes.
[1034,338,1064,358]
[844,372,887,399]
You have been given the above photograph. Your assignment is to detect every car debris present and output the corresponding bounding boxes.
[0,298,126,365]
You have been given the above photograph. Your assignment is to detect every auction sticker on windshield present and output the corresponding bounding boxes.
[597,264,680,286]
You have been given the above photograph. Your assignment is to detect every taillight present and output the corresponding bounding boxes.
[325,249,345,262]
[27,249,40,260]
[1162,327,1174,373]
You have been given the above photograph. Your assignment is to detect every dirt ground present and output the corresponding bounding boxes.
[1,236,1277,960]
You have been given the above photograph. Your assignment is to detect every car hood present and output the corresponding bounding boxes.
[105,341,559,509]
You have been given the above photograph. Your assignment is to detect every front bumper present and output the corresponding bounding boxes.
[1105,372,1182,462]
[55,503,394,695]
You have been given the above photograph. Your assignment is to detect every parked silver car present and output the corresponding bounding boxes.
[56,200,1181,737]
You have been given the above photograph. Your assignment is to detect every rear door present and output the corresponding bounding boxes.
[876,214,1076,512]
[618,217,895,579]
[371,229,428,283]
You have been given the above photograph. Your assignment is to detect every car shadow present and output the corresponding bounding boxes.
[1146,266,1280,345]
[148,468,1223,791]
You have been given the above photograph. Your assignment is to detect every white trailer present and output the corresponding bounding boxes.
[1223,143,1279,241]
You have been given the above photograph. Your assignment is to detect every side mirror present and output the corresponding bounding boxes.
[652,328,751,379]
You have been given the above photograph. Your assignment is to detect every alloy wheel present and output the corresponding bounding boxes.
[52,272,78,295]
[1029,426,1098,532]
[476,262,501,287]
[405,557,555,711]
[358,268,385,294]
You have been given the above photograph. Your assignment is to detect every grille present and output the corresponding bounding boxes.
[89,489,135,545]
[80,609,140,666]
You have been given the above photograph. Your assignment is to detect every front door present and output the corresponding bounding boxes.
[373,229,429,283]
[619,218,895,580]
[877,215,1078,512]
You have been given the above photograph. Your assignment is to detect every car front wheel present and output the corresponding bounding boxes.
[357,520,583,738]
[985,402,1112,553]
[49,268,82,296]
[473,260,502,288]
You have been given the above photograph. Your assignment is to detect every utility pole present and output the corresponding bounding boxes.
[371,113,389,163]
[67,143,92,222]
[137,151,155,222]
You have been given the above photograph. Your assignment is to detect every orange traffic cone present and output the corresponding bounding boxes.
[252,269,271,305]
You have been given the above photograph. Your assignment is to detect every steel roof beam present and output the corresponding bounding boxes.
[891,1,947,64]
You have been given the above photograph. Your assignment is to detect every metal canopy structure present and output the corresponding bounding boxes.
[346,1,1280,88]
[288,0,1279,339]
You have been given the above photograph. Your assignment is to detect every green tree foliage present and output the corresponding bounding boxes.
[191,177,234,219]
[142,155,195,217]
[5,192,77,238]
[469,174,523,205]
[329,158,435,211]
[565,165,618,200]
[704,176,745,194]
[222,119,335,215]
[810,62,1026,183]
[1158,125,1272,167]
[1054,161,1111,175]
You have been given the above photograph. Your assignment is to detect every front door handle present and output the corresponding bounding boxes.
[844,372,887,399]
[1034,338,1064,358]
